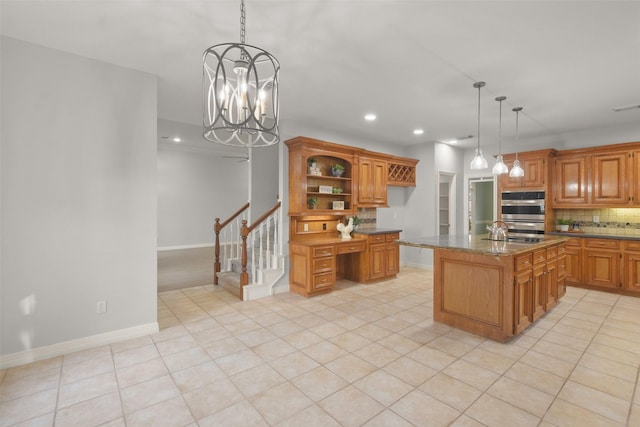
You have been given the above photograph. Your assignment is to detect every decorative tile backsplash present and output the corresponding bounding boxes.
[354,208,377,229]
[555,208,640,236]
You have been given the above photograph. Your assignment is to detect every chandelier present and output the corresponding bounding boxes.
[470,81,488,170]
[509,107,525,177]
[492,96,509,175]
[202,0,280,147]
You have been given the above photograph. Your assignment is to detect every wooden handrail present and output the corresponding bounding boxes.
[214,202,249,285]
[215,202,250,232]
[244,201,282,235]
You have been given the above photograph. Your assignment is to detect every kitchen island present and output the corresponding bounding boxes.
[398,235,568,342]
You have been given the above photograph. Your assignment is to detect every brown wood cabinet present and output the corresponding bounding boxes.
[358,156,388,207]
[557,235,640,295]
[552,142,640,208]
[289,239,367,297]
[584,238,621,289]
[591,152,628,205]
[564,237,583,285]
[434,241,566,342]
[367,233,399,280]
[624,240,640,293]
[499,150,553,191]
[553,155,589,206]
[557,245,567,299]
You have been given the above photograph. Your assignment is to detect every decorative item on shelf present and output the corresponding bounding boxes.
[332,201,345,210]
[331,163,345,177]
[307,197,319,209]
[308,157,321,175]
[202,0,280,147]
[492,96,509,175]
[470,81,488,170]
[351,215,361,230]
[319,185,333,194]
[337,217,354,240]
[332,187,343,194]
[509,107,525,178]
[558,218,571,231]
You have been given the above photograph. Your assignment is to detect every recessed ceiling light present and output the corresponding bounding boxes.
[364,113,376,121]
[413,129,424,135]
[172,137,181,143]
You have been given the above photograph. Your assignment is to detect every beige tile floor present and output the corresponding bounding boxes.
[1,267,639,426]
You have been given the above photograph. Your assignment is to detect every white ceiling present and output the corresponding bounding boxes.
[2,0,639,152]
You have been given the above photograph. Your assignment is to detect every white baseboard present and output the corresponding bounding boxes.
[0,322,159,370]
[157,243,214,251]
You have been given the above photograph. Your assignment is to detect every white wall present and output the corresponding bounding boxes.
[1,37,158,359]
[157,142,249,248]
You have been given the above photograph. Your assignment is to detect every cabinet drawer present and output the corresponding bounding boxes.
[313,257,335,274]
[546,246,558,259]
[369,235,386,244]
[313,272,335,290]
[515,253,533,271]
[313,245,335,258]
[566,237,582,247]
[385,232,400,242]
[585,239,620,250]
[626,240,640,251]
[533,249,546,265]
[557,244,566,255]
[336,240,366,254]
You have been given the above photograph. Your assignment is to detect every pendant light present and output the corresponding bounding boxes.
[492,96,509,175]
[202,0,280,147]
[509,107,525,178]
[470,81,488,170]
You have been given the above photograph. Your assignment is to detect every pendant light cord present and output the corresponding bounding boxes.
[477,85,481,152]
[240,0,246,44]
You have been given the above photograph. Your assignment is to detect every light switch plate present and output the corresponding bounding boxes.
[593,215,599,223]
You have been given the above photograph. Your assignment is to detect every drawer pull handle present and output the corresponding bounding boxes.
[598,242,605,245]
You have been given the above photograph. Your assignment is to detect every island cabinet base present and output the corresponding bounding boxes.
[433,243,565,342]
[434,249,515,342]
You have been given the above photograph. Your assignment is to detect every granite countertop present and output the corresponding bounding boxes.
[547,231,640,241]
[397,234,569,256]
[353,228,403,235]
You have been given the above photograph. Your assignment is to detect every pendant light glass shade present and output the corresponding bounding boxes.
[203,0,280,147]
[470,81,488,170]
[509,107,525,178]
[492,96,509,175]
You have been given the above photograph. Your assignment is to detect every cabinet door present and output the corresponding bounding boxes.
[514,270,532,334]
[592,152,627,205]
[385,244,399,276]
[522,157,546,189]
[545,257,558,310]
[631,151,640,205]
[369,244,386,280]
[624,251,640,293]
[553,156,588,206]
[557,254,567,298]
[531,264,546,321]
[359,157,387,206]
[585,249,620,288]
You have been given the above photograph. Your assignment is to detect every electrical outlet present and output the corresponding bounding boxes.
[303,224,309,232]
[322,223,327,230]
[593,215,600,223]
[96,300,107,314]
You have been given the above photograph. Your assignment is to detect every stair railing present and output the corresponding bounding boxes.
[239,200,282,297]
[213,202,250,285]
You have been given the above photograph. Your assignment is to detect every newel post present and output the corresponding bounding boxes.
[214,218,221,285]
[240,219,250,299]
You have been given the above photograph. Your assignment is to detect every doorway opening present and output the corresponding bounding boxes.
[468,178,494,235]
